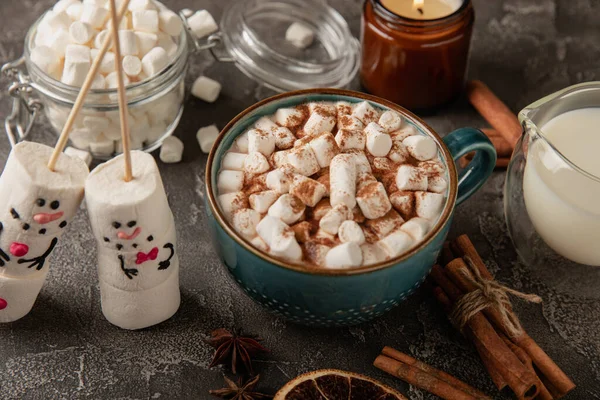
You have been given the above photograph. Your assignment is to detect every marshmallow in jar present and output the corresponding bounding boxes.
[85,150,179,330]
[217,101,449,270]
[0,141,88,322]
[24,0,216,158]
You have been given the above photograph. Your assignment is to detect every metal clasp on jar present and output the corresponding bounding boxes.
[179,10,234,63]
[1,57,42,147]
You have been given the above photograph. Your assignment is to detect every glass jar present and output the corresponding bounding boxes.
[505,82,600,270]
[3,11,188,159]
[2,0,359,159]
[360,0,474,111]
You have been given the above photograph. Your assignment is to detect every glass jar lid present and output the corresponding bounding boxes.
[218,0,360,92]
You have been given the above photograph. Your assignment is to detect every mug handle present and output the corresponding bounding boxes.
[443,127,497,205]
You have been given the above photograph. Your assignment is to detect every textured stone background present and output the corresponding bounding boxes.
[0,0,599,398]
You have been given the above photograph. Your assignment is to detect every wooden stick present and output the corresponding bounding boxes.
[466,80,523,147]
[381,347,492,399]
[47,0,130,171]
[452,235,575,397]
[374,355,480,400]
[108,0,132,182]
[430,265,539,399]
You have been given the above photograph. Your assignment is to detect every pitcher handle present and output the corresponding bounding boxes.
[443,127,497,205]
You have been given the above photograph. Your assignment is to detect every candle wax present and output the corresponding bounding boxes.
[523,107,600,265]
[380,0,462,20]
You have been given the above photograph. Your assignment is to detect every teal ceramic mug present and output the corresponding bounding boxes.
[205,89,496,326]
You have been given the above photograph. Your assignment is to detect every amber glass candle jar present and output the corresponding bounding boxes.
[361,0,474,111]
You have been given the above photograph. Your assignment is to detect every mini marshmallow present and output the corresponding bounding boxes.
[244,152,270,175]
[105,71,131,88]
[352,101,378,124]
[247,129,276,156]
[403,135,437,161]
[307,132,339,168]
[378,230,414,258]
[265,168,292,194]
[289,175,327,207]
[372,157,394,173]
[388,140,410,163]
[141,46,170,76]
[254,116,277,132]
[329,154,357,208]
[191,76,221,103]
[335,129,365,151]
[181,8,193,18]
[159,10,183,36]
[250,235,269,252]
[118,30,139,56]
[218,192,248,220]
[69,21,94,44]
[47,28,71,58]
[234,131,249,153]
[159,136,183,163]
[396,165,428,191]
[128,0,156,11]
[325,242,363,269]
[62,45,91,86]
[319,203,352,235]
[390,125,418,142]
[232,208,261,240]
[389,191,415,220]
[304,242,331,266]
[31,46,61,77]
[91,73,106,89]
[378,110,403,132]
[54,0,79,13]
[428,175,448,194]
[94,29,109,49]
[365,122,392,157]
[268,194,305,225]
[356,172,377,190]
[89,134,114,156]
[188,10,218,39]
[196,124,220,153]
[157,32,177,57]
[338,220,365,245]
[217,170,244,194]
[222,152,247,171]
[270,150,291,169]
[256,215,302,261]
[123,55,142,77]
[46,10,72,31]
[415,191,445,220]
[364,209,404,239]
[356,181,392,220]
[66,2,83,20]
[287,145,320,176]
[361,243,388,265]
[65,146,92,166]
[308,102,336,115]
[313,199,332,221]
[272,127,296,150]
[291,221,312,243]
[400,217,430,242]
[274,107,306,128]
[249,190,280,214]
[419,159,445,176]
[132,10,159,33]
[303,112,336,136]
[135,31,158,55]
[80,4,108,28]
[285,22,314,49]
[82,115,110,132]
[336,101,353,116]
[338,115,364,131]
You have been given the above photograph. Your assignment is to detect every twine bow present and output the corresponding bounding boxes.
[450,256,542,338]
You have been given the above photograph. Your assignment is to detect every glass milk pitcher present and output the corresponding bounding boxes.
[504,82,600,269]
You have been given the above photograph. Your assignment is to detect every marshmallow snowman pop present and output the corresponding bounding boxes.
[0,1,133,323]
[85,0,180,330]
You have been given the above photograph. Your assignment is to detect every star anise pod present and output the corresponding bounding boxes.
[209,375,273,400]
[206,328,269,375]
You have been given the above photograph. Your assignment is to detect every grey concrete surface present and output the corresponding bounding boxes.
[0,0,599,399]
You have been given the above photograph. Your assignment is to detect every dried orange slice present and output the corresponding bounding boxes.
[274,369,407,399]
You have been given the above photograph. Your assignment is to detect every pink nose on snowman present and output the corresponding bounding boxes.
[10,242,29,257]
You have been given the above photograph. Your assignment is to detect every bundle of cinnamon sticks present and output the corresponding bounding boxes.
[461,80,522,169]
[429,234,575,399]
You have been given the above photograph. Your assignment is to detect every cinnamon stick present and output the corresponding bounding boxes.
[466,80,522,147]
[451,235,575,397]
[433,286,508,391]
[374,355,480,400]
[381,347,491,400]
[480,128,513,157]
[430,265,540,399]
